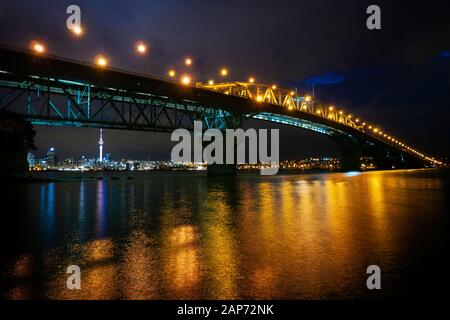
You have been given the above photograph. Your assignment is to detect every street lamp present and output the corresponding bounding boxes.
[95,55,108,67]
[30,41,46,54]
[135,42,148,55]
[135,41,149,73]
[168,69,176,78]
[185,57,193,66]
[71,25,84,36]
[220,68,228,77]
[181,75,192,85]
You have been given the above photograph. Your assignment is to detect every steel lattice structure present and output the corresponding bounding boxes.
[0,75,244,132]
[197,81,442,164]
[0,46,442,167]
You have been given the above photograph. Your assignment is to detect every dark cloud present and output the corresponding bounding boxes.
[305,72,345,86]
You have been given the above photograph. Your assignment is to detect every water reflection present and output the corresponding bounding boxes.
[95,180,107,237]
[1,170,449,299]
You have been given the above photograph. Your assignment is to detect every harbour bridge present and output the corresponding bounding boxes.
[0,45,441,173]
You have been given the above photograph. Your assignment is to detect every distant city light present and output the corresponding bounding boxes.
[208,79,214,85]
[305,96,312,102]
[271,85,277,90]
[249,77,255,83]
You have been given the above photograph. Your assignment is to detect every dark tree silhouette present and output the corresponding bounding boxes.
[0,111,36,177]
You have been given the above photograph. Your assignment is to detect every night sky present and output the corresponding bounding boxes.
[1,0,449,160]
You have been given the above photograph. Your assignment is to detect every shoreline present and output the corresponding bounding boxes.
[1,167,445,184]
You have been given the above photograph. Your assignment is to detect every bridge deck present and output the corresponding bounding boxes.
[0,45,438,165]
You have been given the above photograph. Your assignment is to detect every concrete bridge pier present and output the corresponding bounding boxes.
[206,137,237,176]
[371,149,426,170]
[333,134,363,171]
[207,163,237,176]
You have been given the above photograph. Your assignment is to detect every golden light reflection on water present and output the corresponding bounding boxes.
[122,230,158,299]
[3,170,448,299]
[6,255,33,300]
[44,238,118,299]
[163,224,202,298]
[199,183,239,299]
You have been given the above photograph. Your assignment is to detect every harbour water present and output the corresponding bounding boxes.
[1,169,449,299]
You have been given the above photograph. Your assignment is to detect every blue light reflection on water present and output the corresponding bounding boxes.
[344,171,361,177]
[95,180,108,238]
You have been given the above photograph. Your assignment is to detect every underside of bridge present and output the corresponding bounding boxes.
[0,46,436,175]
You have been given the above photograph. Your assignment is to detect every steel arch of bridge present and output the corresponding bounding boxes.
[197,82,364,130]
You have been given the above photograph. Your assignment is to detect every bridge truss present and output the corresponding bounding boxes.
[0,45,442,166]
[0,73,243,132]
[198,82,364,130]
[198,81,441,164]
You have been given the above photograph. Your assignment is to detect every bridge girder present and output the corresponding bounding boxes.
[0,46,441,168]
[0,74,245,132]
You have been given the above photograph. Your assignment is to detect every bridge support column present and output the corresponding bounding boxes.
[333,134,362,171]
[370,148,426,170]
[207,163,237,176]
[206,135,237,177]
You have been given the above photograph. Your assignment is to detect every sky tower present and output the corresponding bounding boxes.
[98,128,104,162]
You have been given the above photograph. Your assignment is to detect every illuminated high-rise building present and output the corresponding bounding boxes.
[47,147,56,167]
[27,152,36,167]
[98,129,104,162]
